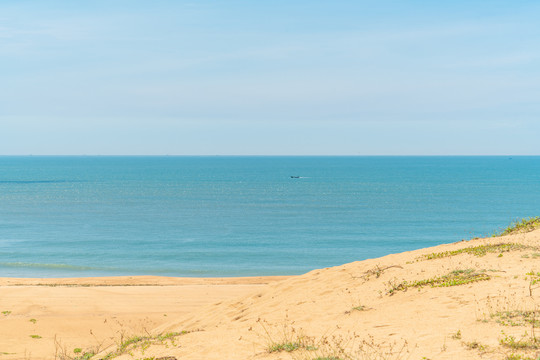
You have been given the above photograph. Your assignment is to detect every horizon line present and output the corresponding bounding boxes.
[0,154,535,157]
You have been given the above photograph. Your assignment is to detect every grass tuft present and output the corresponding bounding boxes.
[420,243,532,260]
[492,310,540,327]
[505,354,540,360]
[387,269,490,295]
[269,341,303,352]
[499,332,540,350]
[463,341,486,351]
[351,305,366,312]
[73,351,95,360]
[96,330,188,360]
[493,217,540,237]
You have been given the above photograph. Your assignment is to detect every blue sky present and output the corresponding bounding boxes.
[1,1,539,155]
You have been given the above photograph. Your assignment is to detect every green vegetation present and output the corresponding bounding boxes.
[499,332,540,350]
[73,351,95,360]
[493,217,540,237]
[420,243,532,260]
[258,318,316,355]
[118,335,146,353]
[269,341,302,352]
[505,354,540,360]
[29,334,42,339]
[417,217,540,262]
[155,332,184,342]
[1,311,11,316]
[463,341,486,351]
[387,269,490,295]
[526,271,540,286]
[99,331,187,360]
[29,318,37,324]
[522,253,540,259]
[525,271,540,296]
[268,340,318,353]
[261,321,409,360]
[492,310,540,327]
[266,331,316,353]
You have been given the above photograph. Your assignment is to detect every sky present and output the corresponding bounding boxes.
[1,0,539,155]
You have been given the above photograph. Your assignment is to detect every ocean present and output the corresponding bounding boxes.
[0,156,539,278]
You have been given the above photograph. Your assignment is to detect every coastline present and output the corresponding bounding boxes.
[0,275,290,286]
[2,228,540,359]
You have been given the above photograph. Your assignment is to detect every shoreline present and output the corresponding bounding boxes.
[2,228,540,359]
[0,275,291,287]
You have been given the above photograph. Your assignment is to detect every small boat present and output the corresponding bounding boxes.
[290,176,300,178]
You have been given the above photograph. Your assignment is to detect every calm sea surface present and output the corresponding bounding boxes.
[0,156,539,278]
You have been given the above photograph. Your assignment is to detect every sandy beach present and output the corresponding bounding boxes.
[2,228,540,360]
[0,276,287,359]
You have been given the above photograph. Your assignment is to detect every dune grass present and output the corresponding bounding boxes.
[387,269,490,295]
[54,331,187,360]
[420,243,532,261]
[493,217,540,237]
[415,217,540,262]
[101,331,186,359]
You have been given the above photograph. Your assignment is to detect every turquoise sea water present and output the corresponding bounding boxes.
[0,156,539,278]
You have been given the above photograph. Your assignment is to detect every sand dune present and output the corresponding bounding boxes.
[2,229,540,360]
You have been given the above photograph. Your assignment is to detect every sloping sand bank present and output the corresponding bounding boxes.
[2,229,540,360]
